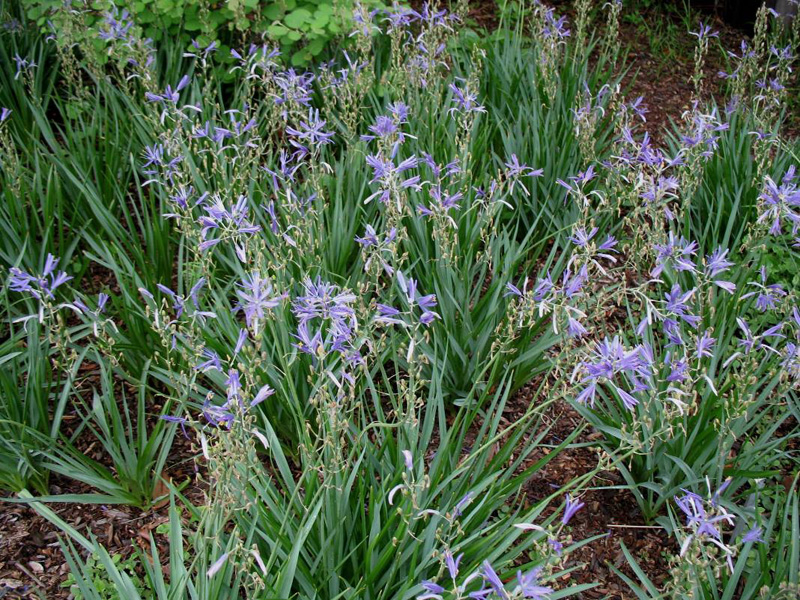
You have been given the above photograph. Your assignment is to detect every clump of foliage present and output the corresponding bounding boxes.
[0,0,798,599]
[17,0,382,67]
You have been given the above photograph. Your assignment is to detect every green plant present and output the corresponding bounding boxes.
[62,552,151,600]
[38,374,600,599]
[617,476,800,600]
[0,324,80,493]
[38,355,180,508]
[622,0,699,72]
[17,0,386,69]
[2,1,799,598]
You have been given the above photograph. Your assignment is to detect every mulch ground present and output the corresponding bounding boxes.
[1,480,166,598]
[505,380,673,599]
[0,2,794,599]
[0,426,203,599]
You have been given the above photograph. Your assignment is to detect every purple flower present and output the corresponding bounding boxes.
[145,74,191,105]
[567,316,587,338]
[196,349,222,373]
[505,282,524,298]
[9,254,73,301]
[666,353,689,382]
[504,155,544,194]
[286,108,334,148]
[695,331,716,358]
[273,69,314,118]
[568,227,598,248]
[377,273,439,328]
[663,318,684,347]
[152,279,210,321]
[575,381,597,406]
[293,321,324,356]
[98,8,134,42]
[160,415,189,439]
[388,101,410,122]
[364,154,421,204]
[742,267,786,312]
[741,525,764,544]
[419,311,439,326]
[675,488,735,556]
[577,336,652,410]
[516,567,553,599]
[453,491,474,517]
[561,494,585,525]
[704,247,734,277]
[185,39,219,62]
[376,303,404,326]
[292,279,360,364]
[235,272,285,331]
[481,561,507,599]
[13,54,37,80]
[360,108,411,154]
[664,284,701,329]
[0,107,11,122]
[629,96,648,122]
[757,166,799,237]
[448,81,486,116]
[533,273,554,301]
[234,328,248,355]
[615,386,639,410]
[689,21,718,41]
[418,580,445,600]
[598,235,618,254]
[419,185,463,217]
[444,550,462,580]
[542,8,570,39]
[251,383,275,407]
[73,293,110,321]
[652,233,697,277]
[198,195,261,261]
[293,278,356,332]
[202,397,234,428]
[735,318,756,355]
[562,265,588,299]
[548,538,563,556]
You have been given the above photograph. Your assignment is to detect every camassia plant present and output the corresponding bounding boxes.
[549,16,800,522]
[617,476,800,600]
[2,1,616,597]
[0,0,798,598]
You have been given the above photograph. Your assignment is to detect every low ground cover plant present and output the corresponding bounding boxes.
[0,0,798,598]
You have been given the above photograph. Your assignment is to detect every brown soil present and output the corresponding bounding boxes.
[510,381,674,599]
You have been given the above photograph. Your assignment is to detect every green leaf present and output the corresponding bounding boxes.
[291,48,311,66]
[306,37,326,56]
[267,23,289,37]
[284,7,311,28]
[311,9,330,27]
[263,4,285,19]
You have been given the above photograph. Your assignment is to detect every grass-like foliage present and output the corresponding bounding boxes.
[0,0,798,598]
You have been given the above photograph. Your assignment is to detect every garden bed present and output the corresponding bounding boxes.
[1,0,798,598]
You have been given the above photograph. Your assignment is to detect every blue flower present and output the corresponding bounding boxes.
[561,494,585,525]
[9,254,72,301]
[286,108,334,148]
[448,81,486,117]
[741,525,764,544]
[516,567,552,599]
[235,272,285,331]
[481,561,507,599]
